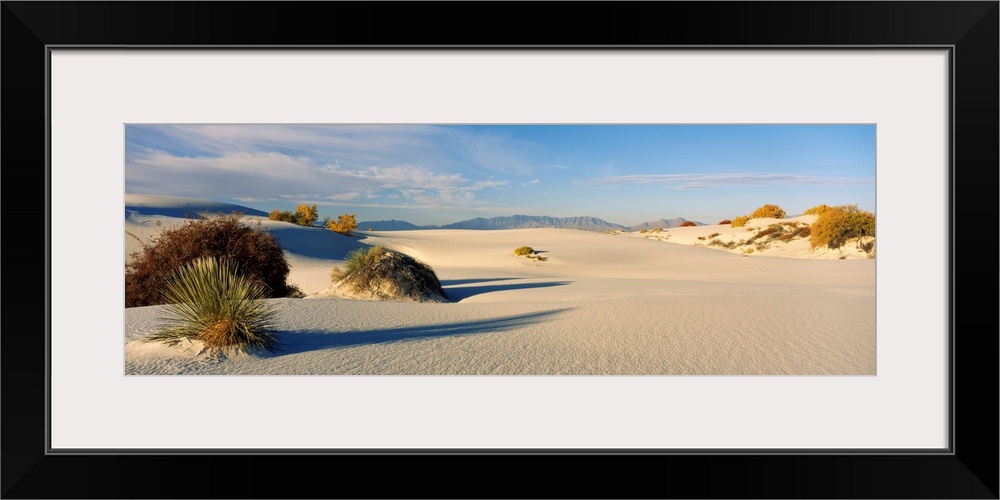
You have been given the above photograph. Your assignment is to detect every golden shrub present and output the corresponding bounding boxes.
[730,216,749,228]
[294,203,319,226]
[514,246,535,256]
[326,213,358,235]
[803,204,832,216]
[809,205,875,249]
[749,204,786,219]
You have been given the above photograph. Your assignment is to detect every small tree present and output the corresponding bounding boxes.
[327,213,358,235]
[294,203,319,226]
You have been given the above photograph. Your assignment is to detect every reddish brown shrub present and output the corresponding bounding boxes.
[679,221,697,227]
[717,219,732,225]
[125,213,291,307]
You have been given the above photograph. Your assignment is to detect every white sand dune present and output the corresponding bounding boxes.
[124,195,876,375]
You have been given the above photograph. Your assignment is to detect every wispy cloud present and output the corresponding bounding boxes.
[548,164,572,170]
[590,173,873,189]
[125,125,524,208]
[126,150,509,208]
[523,179,540,187]
[328,192,361,201]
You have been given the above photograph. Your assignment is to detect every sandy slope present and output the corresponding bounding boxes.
[124,196,875,375]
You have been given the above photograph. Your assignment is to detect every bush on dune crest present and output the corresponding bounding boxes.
[331,245,448,302]
[269,203,319,226]
[125,213,292,307]
[145,256,279,354]
[810,204,875,250]
[730,216,749,228]
[326,213,358,235]
[803,204,832,217]
[749,204,786,220]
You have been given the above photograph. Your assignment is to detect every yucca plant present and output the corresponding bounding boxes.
[145,256,279,353]
[343,246,377,273]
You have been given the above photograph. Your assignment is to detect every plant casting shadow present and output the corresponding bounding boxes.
[263,308,570,357]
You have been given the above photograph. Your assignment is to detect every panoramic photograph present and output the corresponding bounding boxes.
[123,124,876,375]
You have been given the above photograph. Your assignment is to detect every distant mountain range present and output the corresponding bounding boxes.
[357,219,423,231]
[438,215,628,231]
[628,218,702,231]
[358,214,705,231]
[123,195,707,231]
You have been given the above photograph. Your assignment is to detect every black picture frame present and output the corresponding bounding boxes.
[3,2,997,498]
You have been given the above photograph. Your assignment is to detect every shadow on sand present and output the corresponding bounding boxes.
[441,278,571,301]
[263,309,569,358]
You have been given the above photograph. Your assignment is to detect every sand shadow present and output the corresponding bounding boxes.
[439,278,523,286]
[263,308,570,357]
[441,279,571,301]
[267,227,370,260]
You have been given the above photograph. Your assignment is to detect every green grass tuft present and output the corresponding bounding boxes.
[145,256,279,354]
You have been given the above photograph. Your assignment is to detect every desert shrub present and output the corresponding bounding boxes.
[343,246,373,273]
[803,204,832,216]
[777,225,811,242]
[144,256,279,354]
[294,204,319,226]
[748,223,785,243]
[697,236,706,241]
[269,203,318,227]
[125,213,291,307]
[679,221,697,227]
[514,246,535,256]
[749,204,786,219]
[730,216,749,228]
[269,209,295,223]
[650,228,663,234]
[330,266,344,282]
[717,219,732,225]
[327,213,358,235]
[334,245,448,301]
[286,284,306,298]
[858,239,875,255]
[639,229,648,234]
[810,205,875,249]
[708,232,720,239]
[708,239,743,250]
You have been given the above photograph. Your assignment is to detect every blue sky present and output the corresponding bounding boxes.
[125,124,875,226]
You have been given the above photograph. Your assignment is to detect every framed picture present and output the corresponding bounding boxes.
[4,2,996,498]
